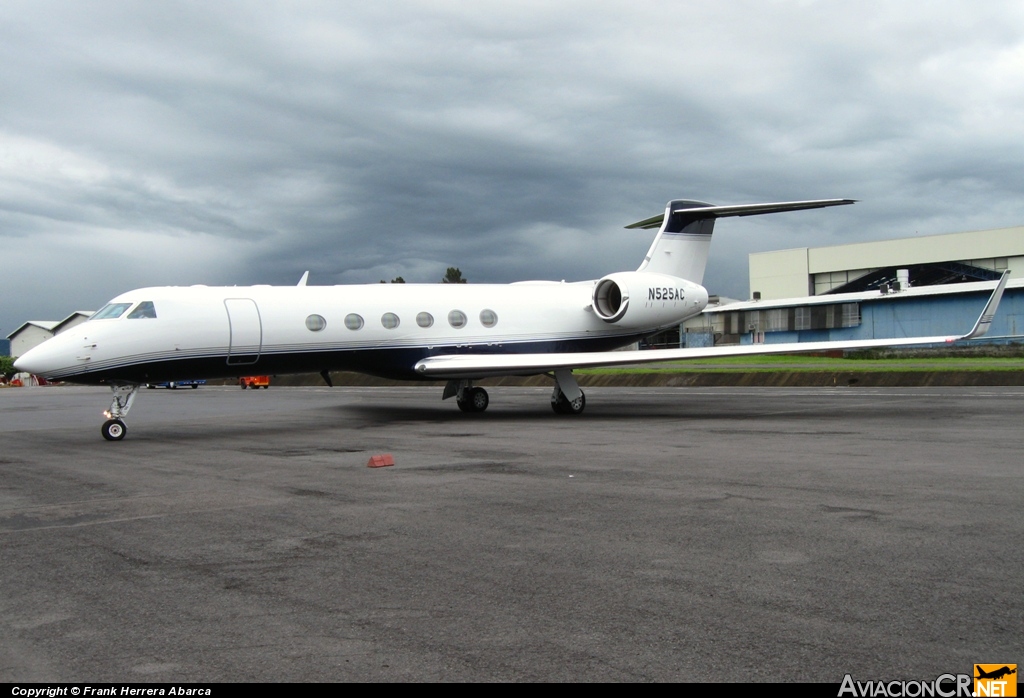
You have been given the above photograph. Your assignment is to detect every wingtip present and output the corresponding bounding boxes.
[960,270,1010,340]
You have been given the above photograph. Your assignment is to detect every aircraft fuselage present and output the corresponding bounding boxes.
[19,279,709,384]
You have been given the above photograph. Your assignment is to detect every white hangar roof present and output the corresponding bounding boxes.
[749,226,1024,300]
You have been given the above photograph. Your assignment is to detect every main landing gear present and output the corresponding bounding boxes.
[442,369,586,416]
[458,387,489,413]
[549,368,585,415]
[444,380,490,413]
[551,386,586,414]
[101,382,141,441]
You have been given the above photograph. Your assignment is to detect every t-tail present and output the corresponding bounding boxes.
[627,198,856,284]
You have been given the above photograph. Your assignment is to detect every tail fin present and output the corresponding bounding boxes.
[628,198,855,284]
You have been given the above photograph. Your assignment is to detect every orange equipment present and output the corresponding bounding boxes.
[239,376,270,389]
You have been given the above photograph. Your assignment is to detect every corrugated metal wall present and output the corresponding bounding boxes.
[738,288,1023,345]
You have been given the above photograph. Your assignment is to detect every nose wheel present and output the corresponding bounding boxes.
[101,383,141,441]
[102,418,127,441]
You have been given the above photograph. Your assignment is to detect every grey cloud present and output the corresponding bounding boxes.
[3,1,1024,335]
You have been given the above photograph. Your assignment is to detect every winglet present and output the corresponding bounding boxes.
[297,271,309,287]
[958,270,1010,340]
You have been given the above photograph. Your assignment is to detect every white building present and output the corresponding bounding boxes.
[749,226,1024,300]
[680,225,1024,347]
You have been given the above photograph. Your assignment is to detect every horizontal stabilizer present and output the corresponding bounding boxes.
[625,199,857,230]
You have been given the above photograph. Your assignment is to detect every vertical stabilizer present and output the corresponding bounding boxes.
[635,200,716,283]
[626,198,855,284]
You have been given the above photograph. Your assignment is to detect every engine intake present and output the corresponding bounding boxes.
[594,277,628,322]
[592,272,708,328]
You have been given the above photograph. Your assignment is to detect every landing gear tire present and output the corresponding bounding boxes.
[240,382,247,389]
[470,387,489,412]
[552,390,586,415]
[457,387,489,413]
[102,384,139,441]
[102,419,127,441]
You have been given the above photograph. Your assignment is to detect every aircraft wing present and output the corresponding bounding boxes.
[415,271,1009,380]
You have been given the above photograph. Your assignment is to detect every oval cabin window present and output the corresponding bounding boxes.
[381,313,400,329]
[416,312,434,328]
[479,309,497,328]
[305,314,326,331]
[344,314,364,330]
[448,310,467,329]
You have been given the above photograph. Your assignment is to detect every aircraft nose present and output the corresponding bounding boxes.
[13,335,76,378]
[13,345,48,375]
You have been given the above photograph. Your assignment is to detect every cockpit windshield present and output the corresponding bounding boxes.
[91,303,133,320]
[91,301,157,320]
[127,301,157,319]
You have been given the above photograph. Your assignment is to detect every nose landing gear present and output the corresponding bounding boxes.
[101,383,140,441]
[102,418,127,441]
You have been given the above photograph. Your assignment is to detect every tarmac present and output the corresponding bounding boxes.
[0,384,1021,682]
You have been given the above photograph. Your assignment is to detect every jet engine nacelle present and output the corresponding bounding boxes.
[592,272,709,328]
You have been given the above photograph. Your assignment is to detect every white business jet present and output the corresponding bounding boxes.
[14,199,1009,441]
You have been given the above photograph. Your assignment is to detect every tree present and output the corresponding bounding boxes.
[441,267,467,284]
[0,355,15,379]
[378,277,406,283]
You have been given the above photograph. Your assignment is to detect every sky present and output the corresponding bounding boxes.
[3,0,1024,338]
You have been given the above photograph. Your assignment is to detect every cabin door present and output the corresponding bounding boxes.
[224,298,262,365]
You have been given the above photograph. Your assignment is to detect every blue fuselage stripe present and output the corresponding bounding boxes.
[55,333,652,384]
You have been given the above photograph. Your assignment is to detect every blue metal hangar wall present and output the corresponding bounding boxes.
[696,226,1024,346]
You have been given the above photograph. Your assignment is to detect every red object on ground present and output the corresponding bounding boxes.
[367,453,396,468]
[239,376,271,389]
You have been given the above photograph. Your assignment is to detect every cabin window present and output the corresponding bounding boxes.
[416,312,434,328]
[127,301,157,319]
[92,303,133,320]
[305,314,326,332]
[479,309,497,328]
[381,312,400,329]
[448,310,467,329]
[344,313,364,330]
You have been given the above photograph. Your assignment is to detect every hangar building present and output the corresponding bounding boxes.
[6,312,93,357]
[682,225,1024,347]
[749,225,1024,299]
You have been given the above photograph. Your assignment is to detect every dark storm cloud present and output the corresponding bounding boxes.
[3,1,1024,335]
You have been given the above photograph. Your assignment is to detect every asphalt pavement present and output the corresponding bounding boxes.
[0,385,1020,681]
